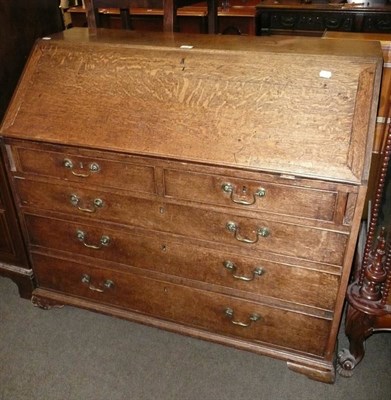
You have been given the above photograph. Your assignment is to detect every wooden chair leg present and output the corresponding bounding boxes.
[84,0,98,30]
[337,305,375,377]
[120,8,132,29]
[207,0,218,34]
[163,0,175,32]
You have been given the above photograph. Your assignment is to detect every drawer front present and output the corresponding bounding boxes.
[32,252,332,357]
[17,179,348,265]
[11,144,156,194]
[25,214,340,310]
[164,169,339,222]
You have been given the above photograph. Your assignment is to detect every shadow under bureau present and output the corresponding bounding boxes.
[0,28,382,383]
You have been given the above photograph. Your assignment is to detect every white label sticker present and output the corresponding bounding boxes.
[180,45,194,49]
[319,70,332,79]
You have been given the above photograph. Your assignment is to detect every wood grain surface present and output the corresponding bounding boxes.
[0,28,382,183]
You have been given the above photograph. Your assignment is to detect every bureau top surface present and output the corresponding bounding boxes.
[0,28,382,183]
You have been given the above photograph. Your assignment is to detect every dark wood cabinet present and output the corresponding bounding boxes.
[0,150,28,266]
[256,0,391,35]
[0,28,382,382]
[0,147,32,298]
[0,0,64,120]
[0,0,64,297]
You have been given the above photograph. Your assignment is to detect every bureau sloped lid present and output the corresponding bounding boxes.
[0,29,382,184]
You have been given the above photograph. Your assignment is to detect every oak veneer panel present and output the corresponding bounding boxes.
[0,28,382,183]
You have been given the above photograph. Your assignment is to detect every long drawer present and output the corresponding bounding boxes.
[25,213,340,310]
[16,178,349,265]
[32,252,332,357]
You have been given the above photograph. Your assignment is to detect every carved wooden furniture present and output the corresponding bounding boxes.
[0,28,382,382]
[0,0,64,298]
[256,0,391,36]
[337,121,391,376]
[84,0,218,32]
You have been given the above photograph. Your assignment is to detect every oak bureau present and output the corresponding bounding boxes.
[0,28,383,382]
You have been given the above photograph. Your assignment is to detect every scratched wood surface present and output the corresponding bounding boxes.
[0,28,382,183]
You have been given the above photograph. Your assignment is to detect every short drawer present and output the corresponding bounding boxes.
[25,214,341,310]
[16,178,349,265]
[32,252,332,357]
[164,169,340,222]
[8,142,156,194]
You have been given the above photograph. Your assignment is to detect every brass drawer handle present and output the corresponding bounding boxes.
[223,260,264,282]
[224,308,261,327]
[63,158,100,178]
[81,274,114,292]
[221,183,266,206]
[70,194,104,213]
[226,221,270,244]
[76,229,110,249]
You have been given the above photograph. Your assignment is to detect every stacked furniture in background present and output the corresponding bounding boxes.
[66,0,260,35]
[84,0,218,32]
[66,0,391,35]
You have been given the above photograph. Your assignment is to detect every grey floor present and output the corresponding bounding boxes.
[1,276,390,400]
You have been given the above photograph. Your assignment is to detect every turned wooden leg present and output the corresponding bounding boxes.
[337,305,375,377]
